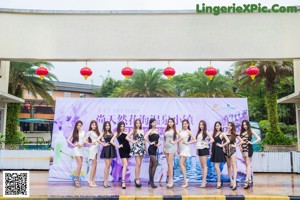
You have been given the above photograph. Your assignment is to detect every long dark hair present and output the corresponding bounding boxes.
[148,118,156,134]
[102,121,113,138]
[133,119,142,140]
[117,121,125,137]
[165,118,177,141]
[240,120,252,140]
[72,120,83,143]
[212,121,223,138]
[88,120,100,143]
[228,122,237,144]
[196,120,207,141]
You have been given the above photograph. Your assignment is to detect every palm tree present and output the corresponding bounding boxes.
[119,68,176,97]
[6,61,58,144]
[184,68,235,97]
[233,61,293,144]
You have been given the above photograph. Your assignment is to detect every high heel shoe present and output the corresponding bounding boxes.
[103,182,110,188]
[216,181,223,189]
[181,179,188,188]
[243,181,250,189]
[167,182,174,188]
[200,182,207,188]
[121,180,126,189]
[231,181,237,190]
[88,180,95,188]
[74,179,81,188]
[149,181,157,188]
[134,178,141,188]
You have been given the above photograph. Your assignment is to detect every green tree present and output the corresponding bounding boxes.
[117,68,176,97]
[94,77,123,97]
[6,61,57,144]
[234,61,293,145]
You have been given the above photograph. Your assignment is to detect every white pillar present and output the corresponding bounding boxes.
[294,59,300,150]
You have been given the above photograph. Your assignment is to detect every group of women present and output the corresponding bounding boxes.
[67,118,261,190]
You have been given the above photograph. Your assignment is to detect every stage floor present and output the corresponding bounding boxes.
[0,171,299,200]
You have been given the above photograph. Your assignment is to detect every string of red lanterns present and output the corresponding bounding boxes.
[204,65,218,80]
[36,65,49,80]
[80,65,93,80]
[246,65,259,80]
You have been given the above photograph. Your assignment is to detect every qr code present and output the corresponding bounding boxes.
[3,171,30,197]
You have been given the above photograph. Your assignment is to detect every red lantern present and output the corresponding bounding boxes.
[36,65,49,80]
[246,65,259,80]
[80,66,93,80]
[25,103,30,110]
[121,66,134,80]
[163,66,176,80]
[204,65,218,80]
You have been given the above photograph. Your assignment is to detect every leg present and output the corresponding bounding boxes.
[103,158,111,187]
[149,155,158,188]
[74,156,83,187]
[135,156,142,185]
[231,154,237,189]
[214,162,222,188]
[148,155,153,182]
[121,158,128,188]
[199,156,208,187]
[242,153,251,189]
[226,156,233,187]
[179,156,188,187]
[166,153,175,186]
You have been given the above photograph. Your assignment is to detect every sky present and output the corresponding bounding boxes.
[1,0,299,85]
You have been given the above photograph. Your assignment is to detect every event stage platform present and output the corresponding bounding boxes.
[0,171,299,200]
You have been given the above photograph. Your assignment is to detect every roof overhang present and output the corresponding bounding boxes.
[0,91,25,103]
[278,92,300,104]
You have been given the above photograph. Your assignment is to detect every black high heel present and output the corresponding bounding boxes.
[134,178,141,188]
[121,180,126,189]
[216,181,223,189]
[149,181,157,188]
[231,181,237,190]
[243,181,250,189]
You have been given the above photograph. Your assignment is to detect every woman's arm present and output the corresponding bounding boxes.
[171,131,183,144]
[125,130,137,144]
[206,133,215,145]
[144,130,154,145]
[67,133,76,147]
[250,131,261,145]
[217,132,230,147]
[97,132,107,146]
[235,135,244,147]
[110,132,122,148]
[186,131,196,144]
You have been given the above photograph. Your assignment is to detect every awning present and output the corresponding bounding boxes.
[0,91,24,103]
[18,118,53,123]
[278,92,300,104]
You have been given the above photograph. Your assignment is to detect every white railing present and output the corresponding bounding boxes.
[0,150,50,170]
[292,151,300,173]
[252,151,292,173]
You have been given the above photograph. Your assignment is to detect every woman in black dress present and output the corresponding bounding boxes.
[97,121,117,188]
[210,121,230,189]
[144,118,160,188]
[111,121,130,189]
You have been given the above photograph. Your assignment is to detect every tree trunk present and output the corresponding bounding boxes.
[265,90,281,135]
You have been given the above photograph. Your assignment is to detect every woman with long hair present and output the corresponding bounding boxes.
[195,120,214,188]
[163,118,182,188]
[210,121,230,189]
[178,119,196,188]
[110,121,130,189]
[126,118,145,187]
[224,122,243,190]
[97,121,117,188]
[84,120,101,187]
[144,118,160,188]
[240,120,261,189]
[67,120,85,188]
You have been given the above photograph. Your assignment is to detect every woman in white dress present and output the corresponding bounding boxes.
[178,119,196,188]
[67,120,85,188]
[84,120,100,187]
[163,118,182,188]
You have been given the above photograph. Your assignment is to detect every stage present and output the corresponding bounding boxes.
[0,171,299,200]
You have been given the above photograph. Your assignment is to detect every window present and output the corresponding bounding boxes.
[47,91,53,96]
[80,93,86,98]
[64,92,71,97]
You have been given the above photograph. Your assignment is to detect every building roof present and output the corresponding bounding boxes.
[0,91,25,103]
[53,81,100,94]
[278,92,300,104]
